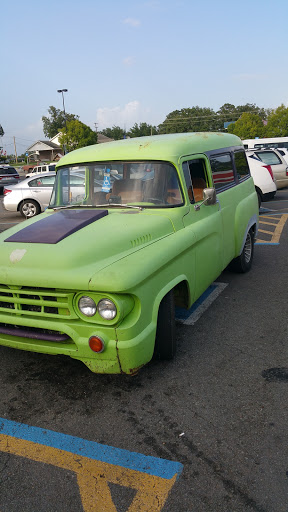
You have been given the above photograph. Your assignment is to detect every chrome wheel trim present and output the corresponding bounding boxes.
[243,232,252,263]
[22,202,37,217]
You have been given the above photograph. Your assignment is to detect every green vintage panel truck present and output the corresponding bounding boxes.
[0,133,258,374]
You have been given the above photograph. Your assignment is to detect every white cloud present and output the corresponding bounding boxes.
[97,101,144,130]
[123,56,135,67]
[123,17,141,27]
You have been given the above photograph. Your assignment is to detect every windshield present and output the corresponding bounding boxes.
[49,161,183,209]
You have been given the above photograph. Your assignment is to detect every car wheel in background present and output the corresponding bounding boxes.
[19,200,41,218]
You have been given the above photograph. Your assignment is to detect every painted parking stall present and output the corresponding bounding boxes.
[0,418,183,511]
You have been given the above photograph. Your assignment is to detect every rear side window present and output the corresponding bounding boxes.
[210,153,235,191]
[256,151,282,165]
[234,150,250,181]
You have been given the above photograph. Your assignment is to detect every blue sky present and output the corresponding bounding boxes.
[1,0,288,155]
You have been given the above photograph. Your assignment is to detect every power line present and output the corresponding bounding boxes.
[160,110,263,124]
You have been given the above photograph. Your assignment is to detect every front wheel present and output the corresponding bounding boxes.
[229,228,254,273]
[154,290,176,360]
[20,199,41,218]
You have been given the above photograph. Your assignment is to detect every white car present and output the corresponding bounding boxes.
[246,152,277,206]
[3,172,56,218]
[26,163,56,178]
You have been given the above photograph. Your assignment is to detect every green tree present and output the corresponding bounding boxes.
[227,112,265,139]
[59,120,97,152]
[158,107,218,134]
[127,122,158,137]
[217,103,267,130]
[0,124,4,137]
[265,104,288,137]
[42,106,79,138]
[101,126,126,140]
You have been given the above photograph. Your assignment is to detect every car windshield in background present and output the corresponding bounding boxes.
[0,167,18,175]
[49,161,183,208]
[255,151,282,165]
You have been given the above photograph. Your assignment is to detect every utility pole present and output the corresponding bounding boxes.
[13,136,18,164]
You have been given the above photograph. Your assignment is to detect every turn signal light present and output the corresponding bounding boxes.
[89,336,105,353]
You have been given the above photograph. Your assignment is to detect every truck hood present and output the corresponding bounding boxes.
[0,208,175,290]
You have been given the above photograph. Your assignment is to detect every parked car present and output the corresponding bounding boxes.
[247,149,288,189]
[276,147,288,165]
[22,164,36,173]
[0,133,259,375]
[246,153,277,206]
[26,163,56,178]
[3,172,56,218]
[0,165,20,191]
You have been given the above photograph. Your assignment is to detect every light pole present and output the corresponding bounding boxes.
[57,88,68,154]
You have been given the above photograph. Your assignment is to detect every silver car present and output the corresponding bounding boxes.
[3,172,56,218]
[248,149,288,189]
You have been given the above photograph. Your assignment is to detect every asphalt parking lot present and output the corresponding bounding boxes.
[0,190,288,511]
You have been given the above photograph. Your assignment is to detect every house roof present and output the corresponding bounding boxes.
[26,140,61,152]
[97,133,114,143]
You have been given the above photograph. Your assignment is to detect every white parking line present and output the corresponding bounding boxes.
[176,282,228,326]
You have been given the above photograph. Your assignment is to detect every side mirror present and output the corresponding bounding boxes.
[194,187,217,211]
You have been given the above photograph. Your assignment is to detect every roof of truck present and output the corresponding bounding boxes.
[56,132,243,168]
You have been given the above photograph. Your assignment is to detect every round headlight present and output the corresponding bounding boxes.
[98,299,117,320]
[78,296,97,317]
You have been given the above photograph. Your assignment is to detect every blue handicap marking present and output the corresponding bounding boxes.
[0,417,183,511]
[102,168,111,192]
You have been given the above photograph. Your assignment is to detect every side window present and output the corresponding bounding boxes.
[210,153,235,191]
[39,176,55,186]
[182,159,208,203]
[28,178,39,187]
[234,150,250,181]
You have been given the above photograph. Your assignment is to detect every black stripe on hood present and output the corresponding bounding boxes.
[5,209,108,244]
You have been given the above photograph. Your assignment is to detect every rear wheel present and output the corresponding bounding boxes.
[229,228,254,273]
[154,290,176,360]
[20,200,41,218]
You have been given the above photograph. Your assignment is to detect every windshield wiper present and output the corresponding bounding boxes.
[51,203,143,211]
[92,203,143,210]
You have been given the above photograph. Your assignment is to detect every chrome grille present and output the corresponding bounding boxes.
[0,285,77,319]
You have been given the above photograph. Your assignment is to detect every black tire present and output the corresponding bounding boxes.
[154,290,176,360]
[229,228,254,273]
[19,199,41,218]
[257,191,261,208]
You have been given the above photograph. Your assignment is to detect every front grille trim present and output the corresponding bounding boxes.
[0,285,76,319]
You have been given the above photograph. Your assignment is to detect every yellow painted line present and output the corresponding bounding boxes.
[271,214,288,243]
[0,419,182,512]
[260,215,282,221]
[258,228,275,235]
[257,214,288,244]
[260,220,279,226]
